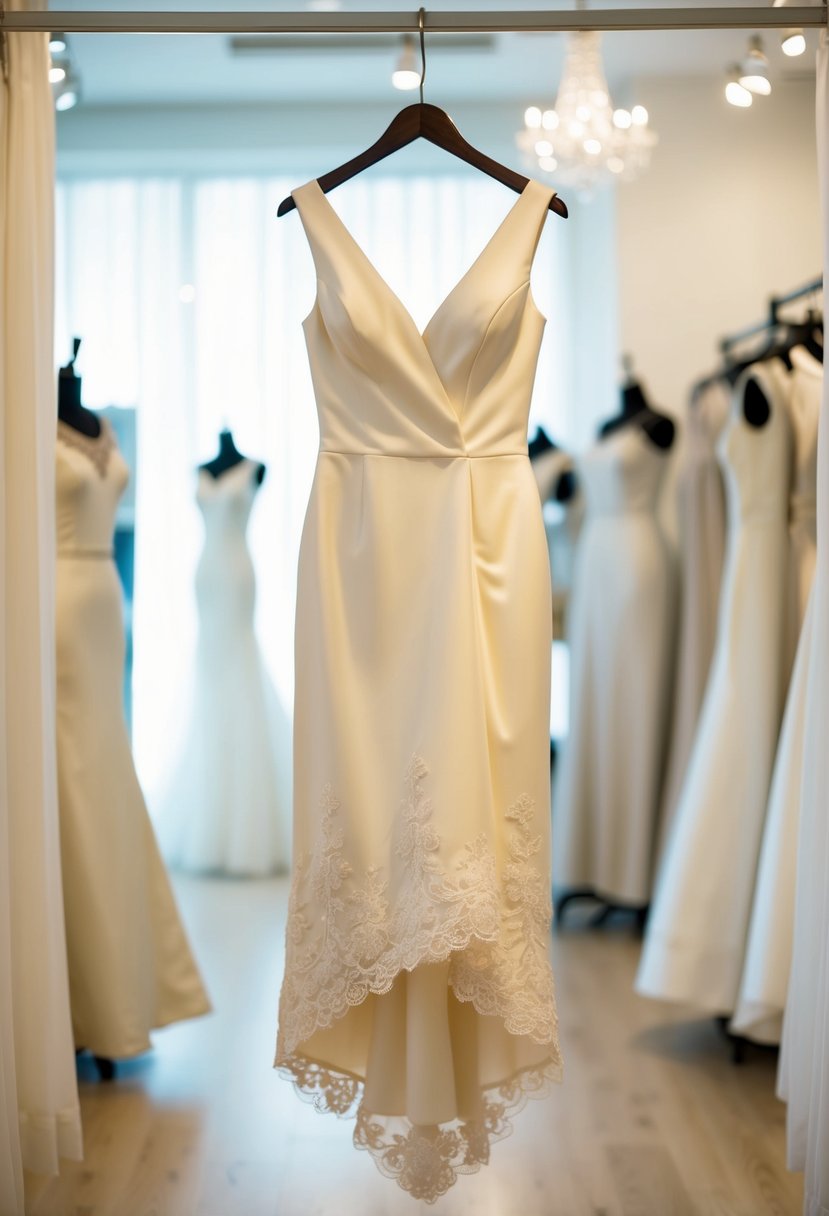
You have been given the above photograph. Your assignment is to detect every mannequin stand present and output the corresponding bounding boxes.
[555,887,649,933]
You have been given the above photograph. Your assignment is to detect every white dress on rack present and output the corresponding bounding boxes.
[56,419,210,1059]
[552,424,675,907]
[731,346,821,1044]
[637,361,792,1014]
[657,380,729,854]
[275,178,562,1204]
[157,459,291,876]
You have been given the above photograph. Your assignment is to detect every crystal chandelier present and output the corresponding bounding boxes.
[517,32,657,198]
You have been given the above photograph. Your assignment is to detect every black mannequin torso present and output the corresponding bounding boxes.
[57,340,101,437]
[742,376,771,429]
[528,425,577,502]
[599,379,675,452]
[200,428,266,486]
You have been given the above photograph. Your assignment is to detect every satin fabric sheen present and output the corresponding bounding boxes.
[731,347,821,1045]
[274,178,562,1203]
[637,362,793,1014]
[56,422,210,1058]
[657,381,728,857]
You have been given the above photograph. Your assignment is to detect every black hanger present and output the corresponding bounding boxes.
[277,9,568,221]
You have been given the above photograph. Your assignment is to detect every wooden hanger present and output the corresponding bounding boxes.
[277,8,568,220]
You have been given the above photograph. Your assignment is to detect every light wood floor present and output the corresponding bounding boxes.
[25,877,803,1216]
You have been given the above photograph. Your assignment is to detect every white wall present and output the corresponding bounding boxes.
[616,73,820,417]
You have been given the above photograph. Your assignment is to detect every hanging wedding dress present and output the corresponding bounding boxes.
[637,361,792,1013]
[156,459,291,875]
[657,380,728,853]
[731,346,821,1044]
[275,178,562,1204]
[552,425,675,907]
[56,419,210,1058]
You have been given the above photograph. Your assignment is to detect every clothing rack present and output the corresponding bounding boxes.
[720,274,823,355]
[2,6,827,35]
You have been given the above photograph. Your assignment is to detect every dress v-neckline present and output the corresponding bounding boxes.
[306,176,540,347]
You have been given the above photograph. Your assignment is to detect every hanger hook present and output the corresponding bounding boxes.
[418,7,426,105]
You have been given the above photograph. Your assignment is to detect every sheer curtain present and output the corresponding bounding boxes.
[1,6,82,1212]
[55,172,569,813]
[781,29,829,1216]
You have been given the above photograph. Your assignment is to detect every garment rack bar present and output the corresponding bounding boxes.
[3,7,828,35]
[772,275,824,312]
[720,274,824,353]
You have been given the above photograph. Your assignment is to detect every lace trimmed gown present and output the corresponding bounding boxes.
[275,178,562,1203]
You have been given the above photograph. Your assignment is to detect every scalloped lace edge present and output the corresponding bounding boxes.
[276,1051,563,1204]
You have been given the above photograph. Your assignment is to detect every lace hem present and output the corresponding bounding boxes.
[277,756,559,1059]
[276,1051,562,1203]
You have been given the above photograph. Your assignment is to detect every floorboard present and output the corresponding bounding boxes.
[24,878,804,1216]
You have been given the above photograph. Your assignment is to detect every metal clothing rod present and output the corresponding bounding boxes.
[720,274,824,352]
[2,7,827,35]
[772,274,824,313]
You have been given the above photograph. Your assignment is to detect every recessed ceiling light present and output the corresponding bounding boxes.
[782,29,806,56]
[49,32,67,54]
[392,34,420,91]
[739,36,772,96]
[725,65,753,107]
[55,75,80,110]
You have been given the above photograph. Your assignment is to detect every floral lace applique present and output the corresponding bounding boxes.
[275,756,562,1202]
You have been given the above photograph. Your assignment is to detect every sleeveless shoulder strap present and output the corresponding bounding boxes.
[518,179,558,278]
[290,180,343,282]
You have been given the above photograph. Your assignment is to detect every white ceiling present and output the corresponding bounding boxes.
[47,0,818,105]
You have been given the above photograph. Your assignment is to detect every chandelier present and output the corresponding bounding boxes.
[517,32,657,198]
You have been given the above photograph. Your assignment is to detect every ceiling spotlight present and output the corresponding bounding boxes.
[54,74,80,111]
[49,32,67,54]
[782,29,806,56]
[725,65,753,107]
[392,33,420,91]
[739,36,772,95]
[49,63,66,84]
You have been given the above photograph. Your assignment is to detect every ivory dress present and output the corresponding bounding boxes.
[56,419,210,1058]
[157,459,291,875]
[552,425,675,907]
[657,380,728,853]
[275,178,562,1203]
[731,346,822,1043]
[637,361,792,1014]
